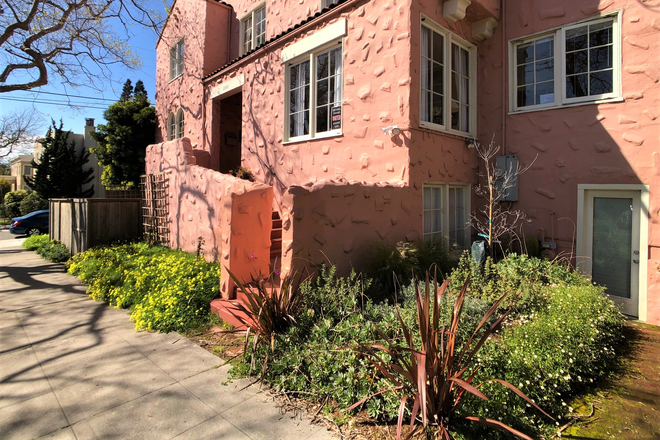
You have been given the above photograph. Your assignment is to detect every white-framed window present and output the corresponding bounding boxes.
[420,16,477,137]
[176,109,185,138]
[240,4,266,55]
[167,112,176,140]
[285,44,342,142]
[423,183,470,248]
[169,39,184,80]
[23,165,32,176]
[511,13,620,112]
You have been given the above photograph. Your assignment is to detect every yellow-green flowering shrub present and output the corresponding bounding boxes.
[68,242,221,332]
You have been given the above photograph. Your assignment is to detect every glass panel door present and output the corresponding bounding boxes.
[592,197,632,298]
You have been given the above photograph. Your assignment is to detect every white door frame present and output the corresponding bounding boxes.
[576,184,649,321]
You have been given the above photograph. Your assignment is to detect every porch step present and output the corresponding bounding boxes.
[210,298,248,330]
[270,211,282,263]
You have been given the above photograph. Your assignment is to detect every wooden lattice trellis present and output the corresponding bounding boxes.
[141,173,170,244]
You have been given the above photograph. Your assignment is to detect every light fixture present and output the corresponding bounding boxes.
[466,138,477,149]
[382,125,401,136]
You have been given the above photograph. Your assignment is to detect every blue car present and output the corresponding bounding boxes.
[9,210,49,236]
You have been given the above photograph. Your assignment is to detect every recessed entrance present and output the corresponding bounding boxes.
[212,91,243,174]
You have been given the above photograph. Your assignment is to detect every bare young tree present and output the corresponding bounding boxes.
[0,108,42,158]
[471,138,535,254]
[0,0,163,93]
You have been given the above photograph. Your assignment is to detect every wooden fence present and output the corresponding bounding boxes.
[50,198,142,255]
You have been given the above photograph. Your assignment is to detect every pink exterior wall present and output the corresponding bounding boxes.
[151,0,660,323]
[476,0,660,324]
[155,0,232,146]
[145,138,273,296]
[204,0,416,212]
[281,180,424,276]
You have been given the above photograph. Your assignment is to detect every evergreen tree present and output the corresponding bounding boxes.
[120,79,133,101]
[26,120,94,198]
[91,79,156,189]
[134,80,147,99]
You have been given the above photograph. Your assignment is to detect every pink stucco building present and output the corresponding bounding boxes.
[146,0,660,324]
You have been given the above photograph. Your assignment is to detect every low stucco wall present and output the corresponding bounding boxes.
[146,138,273,297]
[280,179,423,278]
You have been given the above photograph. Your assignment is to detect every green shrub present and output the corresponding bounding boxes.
[22,235,70,263]
[363,239,456,302]
[19,191,49,215]
[448,252,590,313]
[4,190,28,218]
[235,256,625,439]
[67,243,221,332]
[23,234,49,250]
[457,283,625,438]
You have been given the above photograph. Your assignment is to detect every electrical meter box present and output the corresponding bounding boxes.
[495,155,519,202]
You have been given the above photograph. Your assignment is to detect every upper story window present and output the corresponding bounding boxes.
[167,113,175,140]
[286,45,342,142]
[169,39,184,80]
[241,5,266,55]
[511,13,620,112]
[23,165,32,176]
[420,17,476,137]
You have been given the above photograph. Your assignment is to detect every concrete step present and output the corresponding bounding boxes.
[272,219,283,229]
[210,298,248,330]
[270,228,282,240]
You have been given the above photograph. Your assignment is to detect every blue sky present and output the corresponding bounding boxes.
[0,3,166,147]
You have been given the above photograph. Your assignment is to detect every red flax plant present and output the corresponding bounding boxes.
[226,269,308,372]
[348,273,554,439]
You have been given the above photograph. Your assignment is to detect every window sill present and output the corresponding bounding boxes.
[417,122,475,140]
[168,74,183,84]
[509,97,625,115]
[283,131,343,145]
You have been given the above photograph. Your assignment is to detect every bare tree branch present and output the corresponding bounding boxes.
[470,138,537,255]
[0,109,43,158]
[0,0,164,93]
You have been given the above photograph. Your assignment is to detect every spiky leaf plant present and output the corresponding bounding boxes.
[349,273,554,439]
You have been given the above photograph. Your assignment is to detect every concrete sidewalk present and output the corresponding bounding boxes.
[0,240,334,440]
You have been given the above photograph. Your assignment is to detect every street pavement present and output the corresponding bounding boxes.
[0,240,334,440]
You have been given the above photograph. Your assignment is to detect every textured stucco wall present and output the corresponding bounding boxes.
[145,138,273,296]
[205,0,415,211]
[155,0,232,146]
[476,0,660,323]
[280,180,422,276]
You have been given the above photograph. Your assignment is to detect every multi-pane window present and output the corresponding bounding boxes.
[451,44,470,133]
[287,45,342,140]
[423,184,469,248]
[167,111,184,140]
[177,109,185,138]
[515,36,555,107]
[565,20,614,99]
[420,19,475,136]
[321,0,339,8]
[169,39,184,80]
[241,6,266,55]
[420,27,444,126]
[512,14,619,111]
[23,165,32,176]
[167,113,176,140]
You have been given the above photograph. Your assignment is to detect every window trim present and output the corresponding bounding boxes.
[419,15,477,138]
[239,3,266,56]
[169,38,184,81]
[284,41,343,143]
[509,11,621,113]
[422,182,471,249]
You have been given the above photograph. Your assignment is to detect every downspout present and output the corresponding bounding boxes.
[501,0,507,154]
